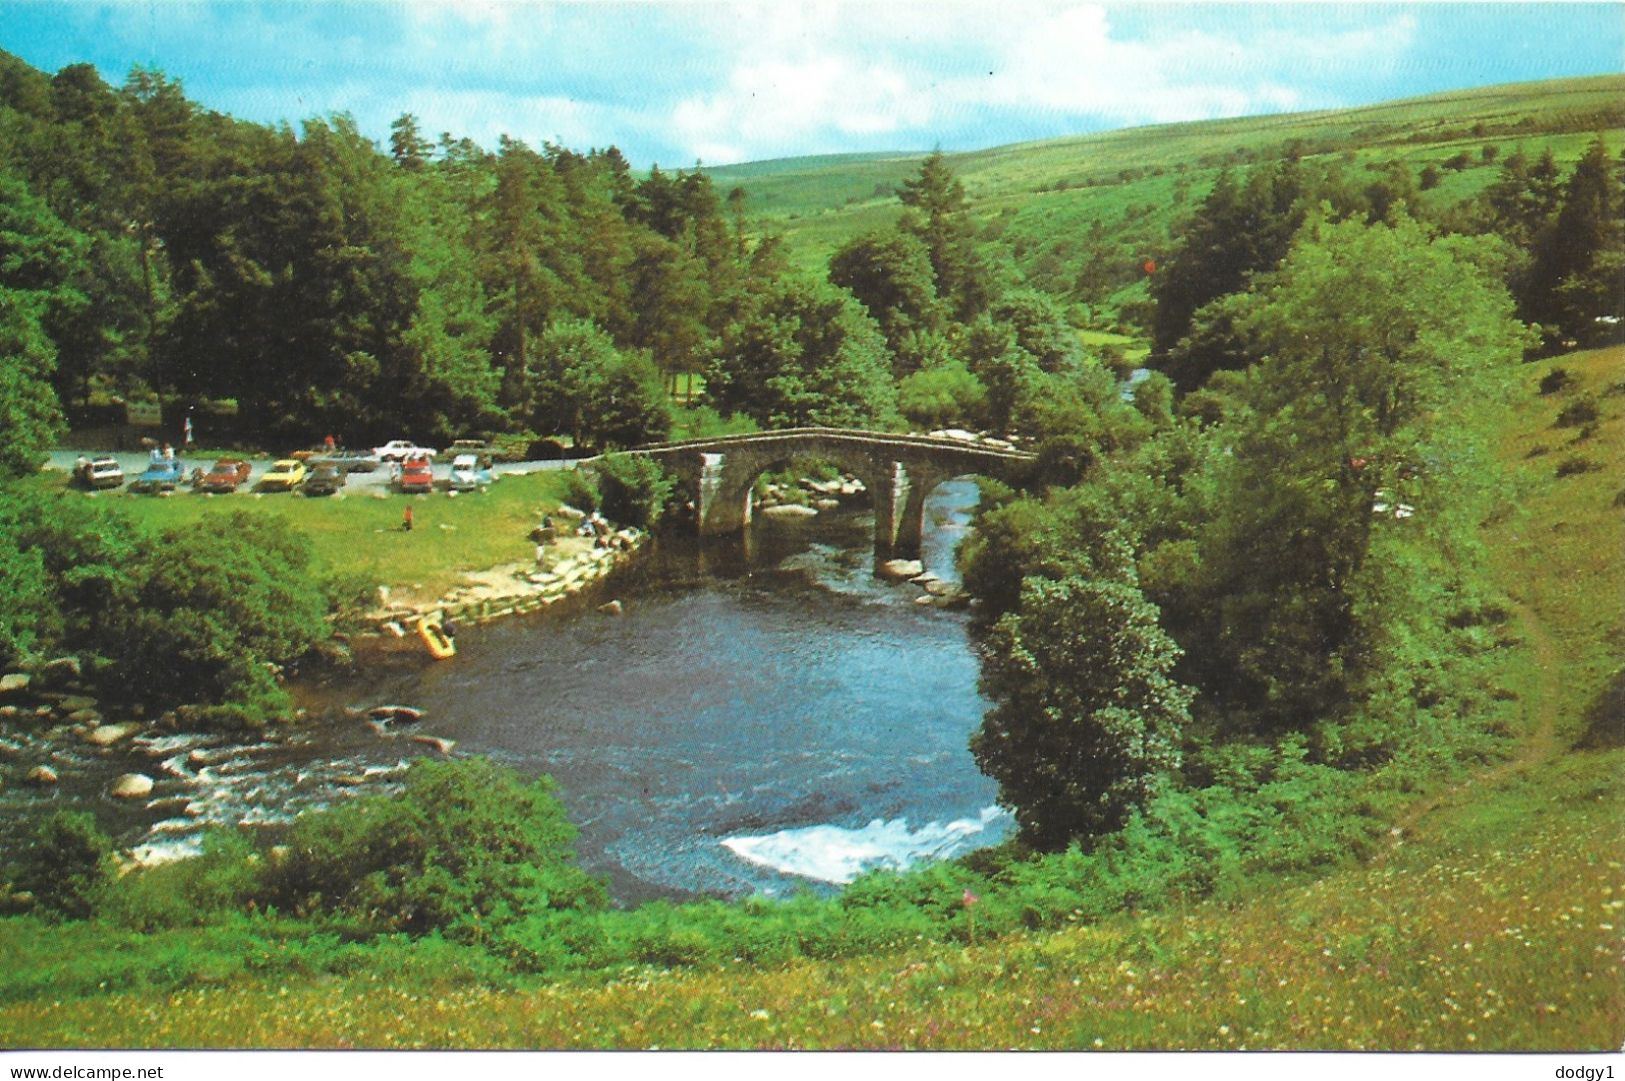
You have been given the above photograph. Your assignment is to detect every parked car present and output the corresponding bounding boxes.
[74,456,124,490]
[373,439,438,462]
[195,458,253,494]
[310,448,381,473]
[258,459,307,491]
[302,462,347,496]
[129,457,187,493]
[448,453,494,492]
[398,456,434,494]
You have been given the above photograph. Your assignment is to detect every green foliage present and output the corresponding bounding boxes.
[971,574,1193,847]
[530,318,673,449]
[668,403,760,441]
[1191,215,1528,728]
[258,757,605,939]
[560,466,601,513]
[897,360,987,429]
[1524,137,1624,343]
[7,811,114,920]
[593,452,675,529]
[99,511,329,721]
[828,228,943,370]
[708,279,900,429]
[95,830,260,932]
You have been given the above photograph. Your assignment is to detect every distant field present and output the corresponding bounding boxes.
[714,74,1625,290]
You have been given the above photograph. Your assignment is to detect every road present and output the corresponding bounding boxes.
[45,448,582,495]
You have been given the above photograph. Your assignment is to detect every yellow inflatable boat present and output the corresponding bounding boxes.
[416,617,456,660]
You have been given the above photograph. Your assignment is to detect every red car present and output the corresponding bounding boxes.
[399,456,434,494]
[196,458,253,494]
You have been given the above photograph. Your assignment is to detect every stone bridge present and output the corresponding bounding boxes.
[625,428,1036,560]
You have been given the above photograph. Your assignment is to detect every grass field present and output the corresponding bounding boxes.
[57,469,576,606]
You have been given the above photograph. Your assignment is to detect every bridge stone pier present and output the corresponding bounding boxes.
[627,428,1035,562]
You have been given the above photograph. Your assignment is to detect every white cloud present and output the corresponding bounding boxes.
[653,2,1420,160]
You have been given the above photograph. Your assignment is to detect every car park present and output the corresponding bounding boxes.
[74,456,124,490]
[129,457,187,493]
[448,453,494,492]
[399,456,434,494]
[302,462,347,496]
[195,458,253,493]
[373,439,438,462]
[258,459,307,491]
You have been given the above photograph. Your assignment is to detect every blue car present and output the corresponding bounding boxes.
[129,457,187,493]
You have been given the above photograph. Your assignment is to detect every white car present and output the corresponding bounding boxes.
[448,453,494,492]
[372,439,438,462]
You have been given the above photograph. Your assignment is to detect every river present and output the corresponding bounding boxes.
[0,479,1010,904]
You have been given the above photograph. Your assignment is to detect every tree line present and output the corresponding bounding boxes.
[0,51,1115,464]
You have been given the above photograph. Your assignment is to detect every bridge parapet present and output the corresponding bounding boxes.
[622,427,1034,561]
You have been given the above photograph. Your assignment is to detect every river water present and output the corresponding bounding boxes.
[0,480,1010,904]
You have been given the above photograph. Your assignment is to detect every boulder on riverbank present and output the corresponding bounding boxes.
[26,765,58,786]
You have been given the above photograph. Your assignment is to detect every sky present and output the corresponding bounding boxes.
[1,2,1620,167]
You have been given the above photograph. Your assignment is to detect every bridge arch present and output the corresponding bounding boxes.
[626,428,1034,563]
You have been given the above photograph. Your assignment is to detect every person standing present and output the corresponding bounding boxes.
[183,414,194,447]
[403,503,414,532]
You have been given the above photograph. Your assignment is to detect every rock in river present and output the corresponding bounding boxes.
[110,773,154,799]
[878,559,925,582]
[82,723,139,747]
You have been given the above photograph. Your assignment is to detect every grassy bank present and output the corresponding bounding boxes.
[51,469,577,606]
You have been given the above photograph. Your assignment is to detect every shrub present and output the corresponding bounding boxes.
[7,811,114,920]
[256,757,606,939]
[98,830,259,931]
[897,361,988,429]
[560,467,600,513]
[593,452,676,530]
[1554,397,1599,427]
[1538,367,1574,395]
[1555,456,1600,478]
[97,512,329,723]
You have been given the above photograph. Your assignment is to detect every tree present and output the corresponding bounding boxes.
[1194,215,1529,728]
[0,290,65,477]
[828,228,942,372]
[897,360,987,429]
[388,112,433,170]
[529,317,670,449]
[708,280,899,429]
[897,151,993,320]
[1150,163,1307,388]
[1526,136,1623,342]
[970,573,1192,847]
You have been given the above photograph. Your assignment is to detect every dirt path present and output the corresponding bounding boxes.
[1381,599,1562,853]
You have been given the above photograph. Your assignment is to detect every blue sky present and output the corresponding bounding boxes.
[2,2,1620,167]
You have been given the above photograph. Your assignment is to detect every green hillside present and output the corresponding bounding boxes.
[716,74,1625,303]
